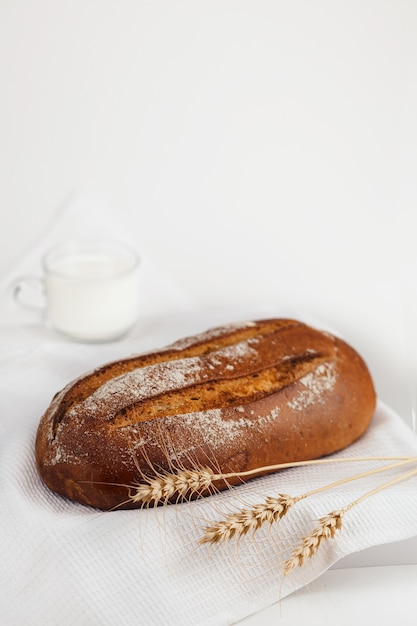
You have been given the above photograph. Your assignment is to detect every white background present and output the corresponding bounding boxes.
[1,2,417,624]
[1,1,417,426]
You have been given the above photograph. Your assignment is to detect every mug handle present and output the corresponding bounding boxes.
[11,275,46,312]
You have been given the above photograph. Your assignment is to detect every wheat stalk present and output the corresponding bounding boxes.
[128,455,417,577]
[283,464,417,576]
[129,455,416,506]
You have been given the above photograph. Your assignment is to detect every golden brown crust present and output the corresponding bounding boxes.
[35,319,377,509]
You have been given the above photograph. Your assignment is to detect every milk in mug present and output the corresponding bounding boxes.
[44,240,140,341]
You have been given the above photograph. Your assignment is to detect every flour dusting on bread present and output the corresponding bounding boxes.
[287,362,337,411]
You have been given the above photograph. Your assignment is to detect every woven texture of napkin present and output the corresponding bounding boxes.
[1,198,417,626]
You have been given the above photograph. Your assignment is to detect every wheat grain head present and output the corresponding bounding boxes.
[200,494,297,544]
[283,510,344,576]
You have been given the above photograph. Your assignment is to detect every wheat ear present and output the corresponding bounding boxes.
[129,467,216,506]
[283,464,417,576]
[283,510,344,576]
[199,494,296,545]
[129,455,416,506]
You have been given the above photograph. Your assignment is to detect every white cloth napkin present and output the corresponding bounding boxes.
[1,198,417,626]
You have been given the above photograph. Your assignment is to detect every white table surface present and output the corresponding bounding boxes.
[1,2,417,624]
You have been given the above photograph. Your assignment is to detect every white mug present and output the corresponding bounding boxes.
[13,239,141,342]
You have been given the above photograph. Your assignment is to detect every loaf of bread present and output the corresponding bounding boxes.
[35,319,376,510]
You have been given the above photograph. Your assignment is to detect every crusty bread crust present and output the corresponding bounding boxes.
[35,319,377,509]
